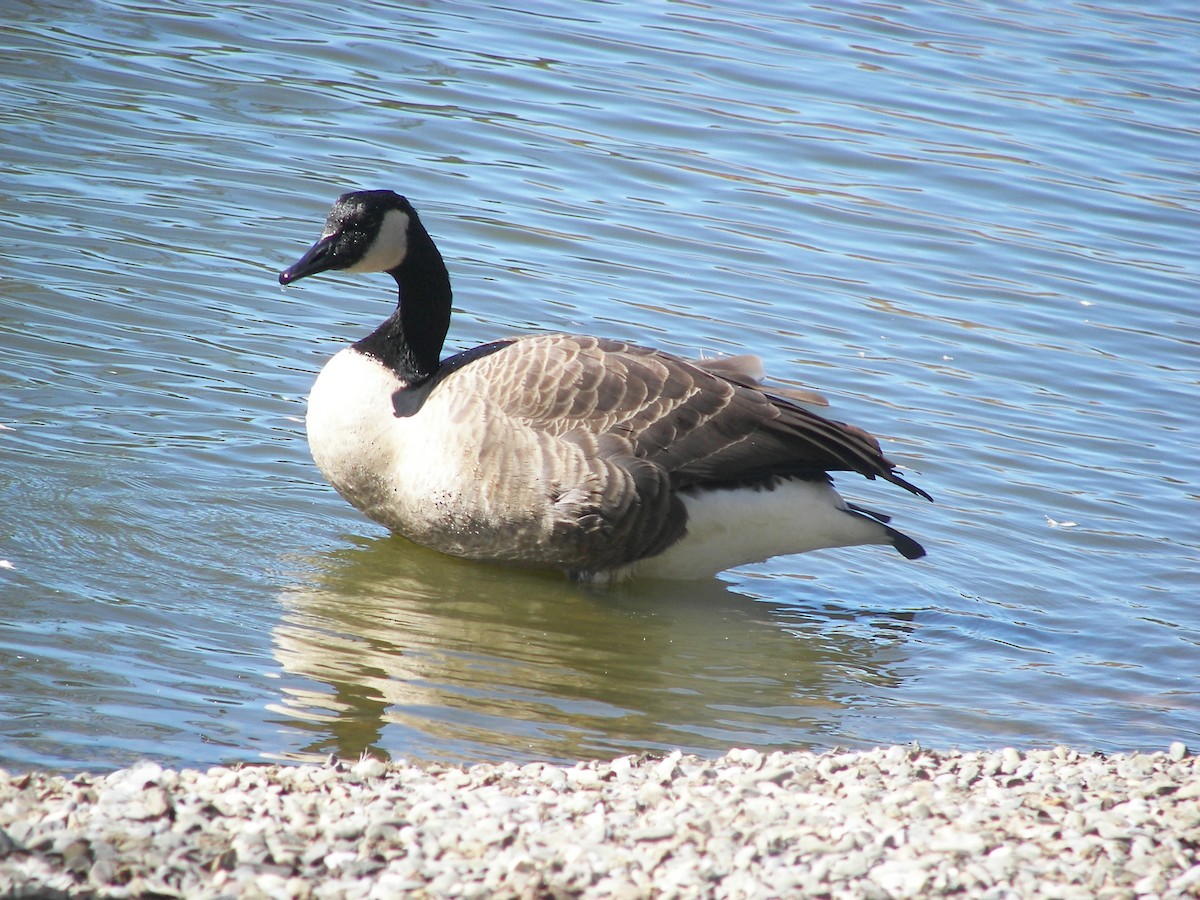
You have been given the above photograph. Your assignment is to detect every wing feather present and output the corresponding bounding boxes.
[425,333,927,568]
[445,334,926,493]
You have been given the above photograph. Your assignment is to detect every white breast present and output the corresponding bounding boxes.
[305,347,541,550]
[306,349,404,518]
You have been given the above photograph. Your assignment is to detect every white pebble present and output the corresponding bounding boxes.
[0,746,1195,898]
[999,747,1022,774]
[351,756,387,779]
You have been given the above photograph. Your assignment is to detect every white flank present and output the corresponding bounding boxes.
[636,479,893,580]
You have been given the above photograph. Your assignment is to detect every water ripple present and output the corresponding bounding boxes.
[1,0,1196,771]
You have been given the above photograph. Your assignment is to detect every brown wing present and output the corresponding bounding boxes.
[423,334,927,571]
[445,334,929,498]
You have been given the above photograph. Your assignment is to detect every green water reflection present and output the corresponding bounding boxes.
[272,536,916,764]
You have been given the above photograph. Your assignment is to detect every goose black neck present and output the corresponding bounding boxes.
[354,216,452,384]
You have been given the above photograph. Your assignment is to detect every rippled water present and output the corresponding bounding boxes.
[1,0,1196,774]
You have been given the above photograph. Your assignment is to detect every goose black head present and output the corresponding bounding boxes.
[279,190,417,285]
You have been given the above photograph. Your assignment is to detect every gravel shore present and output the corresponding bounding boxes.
[2,744,1197,898]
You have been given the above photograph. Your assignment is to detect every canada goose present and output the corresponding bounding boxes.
[280,190,931,582]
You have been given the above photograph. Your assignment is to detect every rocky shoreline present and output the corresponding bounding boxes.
[2,744,1197,898]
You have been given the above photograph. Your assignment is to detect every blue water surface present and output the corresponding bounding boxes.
[0,0,1196,773]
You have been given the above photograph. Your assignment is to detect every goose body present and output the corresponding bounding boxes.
[281,191,930,582]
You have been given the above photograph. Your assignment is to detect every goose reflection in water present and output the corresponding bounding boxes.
[268,537,918,764]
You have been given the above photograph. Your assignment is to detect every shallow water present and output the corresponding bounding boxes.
[1,0,1197,773]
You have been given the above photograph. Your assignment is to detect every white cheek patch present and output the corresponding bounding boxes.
[345,209,410,273]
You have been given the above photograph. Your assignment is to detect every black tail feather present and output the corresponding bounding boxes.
[885,524,926,560]
[847,502,891,524]
[845,504,926,559]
